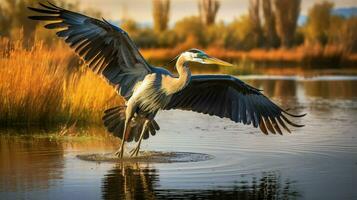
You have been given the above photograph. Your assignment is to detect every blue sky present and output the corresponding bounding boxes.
[74,0,356,24]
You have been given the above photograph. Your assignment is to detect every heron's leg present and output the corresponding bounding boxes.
[115,104,136,158]
[130,120,149,157]
[114,118,131,158]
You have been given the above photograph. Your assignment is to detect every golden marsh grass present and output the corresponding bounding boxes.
[0,38,123,126]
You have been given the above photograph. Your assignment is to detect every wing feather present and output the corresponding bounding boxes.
[164,75,305,135]
[28,2,152,100]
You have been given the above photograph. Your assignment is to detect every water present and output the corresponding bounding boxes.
[1,76,357,199]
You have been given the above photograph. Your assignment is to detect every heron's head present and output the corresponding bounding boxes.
[182,48,234,67]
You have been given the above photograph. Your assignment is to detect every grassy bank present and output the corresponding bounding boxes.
[0,38,123,126]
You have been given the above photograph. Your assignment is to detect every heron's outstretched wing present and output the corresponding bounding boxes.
[28,2,151,100]
[164,75,305,135]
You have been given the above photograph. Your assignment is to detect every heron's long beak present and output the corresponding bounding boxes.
[203,57,234,67]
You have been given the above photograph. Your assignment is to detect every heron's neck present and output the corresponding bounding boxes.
[169,55,191,94]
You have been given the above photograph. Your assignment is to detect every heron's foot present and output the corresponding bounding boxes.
[114,147,124,158]
[129,146,140,157]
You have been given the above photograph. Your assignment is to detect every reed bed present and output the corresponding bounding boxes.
[0,38,122,126]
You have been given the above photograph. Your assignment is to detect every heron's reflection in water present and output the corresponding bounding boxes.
[101,163,300,199]
[102,163,158,200]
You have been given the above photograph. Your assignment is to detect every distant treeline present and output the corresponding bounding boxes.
[143,0,357,53]
[0,0,356,53]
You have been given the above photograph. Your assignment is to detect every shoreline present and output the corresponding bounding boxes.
[141,47,357,68]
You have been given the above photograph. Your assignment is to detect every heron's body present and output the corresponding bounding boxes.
[127,55,191,120]
[29,2,305,158]
[130,73,170,116]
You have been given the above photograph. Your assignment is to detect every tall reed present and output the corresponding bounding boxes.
[0,38,122,126]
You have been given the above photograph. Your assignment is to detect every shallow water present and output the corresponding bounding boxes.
[1,76,357,199]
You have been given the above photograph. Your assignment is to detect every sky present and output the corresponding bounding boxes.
[73,0,357,25]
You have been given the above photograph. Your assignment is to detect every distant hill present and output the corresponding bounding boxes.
[298,7,357,25]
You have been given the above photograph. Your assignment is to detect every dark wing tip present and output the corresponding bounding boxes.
[102,17,109,24]
[281,114,305,128]
[28,16,40,20]
[28,6,59,14]
[28,15,60,21]
[283,107,307,118]
[283,110,307,118]
[47,1,61,9]
[38,2,58,10]
[28,3,60,20]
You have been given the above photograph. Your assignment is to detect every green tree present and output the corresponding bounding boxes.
[274,0,301,48]
[120,19,159,48]
[204,22,227,48]
[226,15,256,50]
[174,16,205,46]
[152,0,170,32]
[305,1,334,45]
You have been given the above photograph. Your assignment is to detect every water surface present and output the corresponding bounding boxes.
[1,76,357,199]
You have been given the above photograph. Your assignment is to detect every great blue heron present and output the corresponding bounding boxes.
[29,2,304,158]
